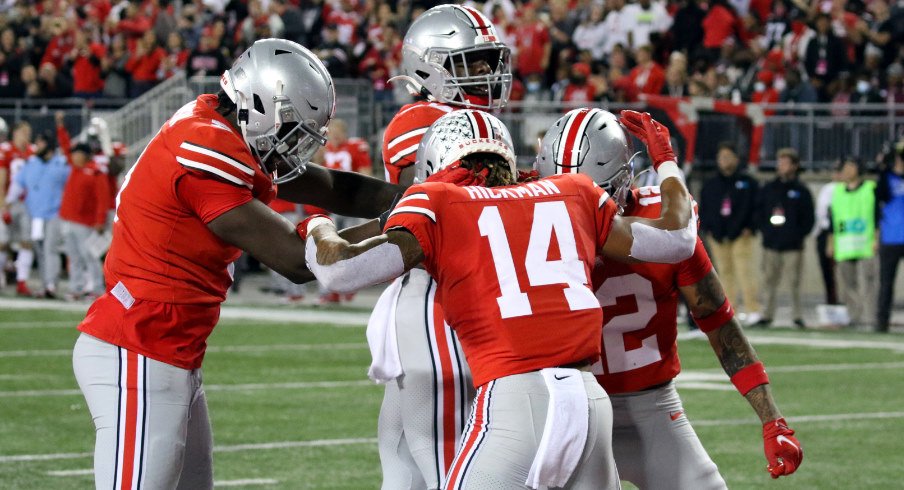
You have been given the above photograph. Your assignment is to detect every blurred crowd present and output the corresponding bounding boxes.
[0,0,902,104]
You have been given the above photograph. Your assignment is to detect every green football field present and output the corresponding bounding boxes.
[1,307,903,489]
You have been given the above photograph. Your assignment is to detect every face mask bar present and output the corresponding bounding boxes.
[435,45,513,109]
[605,152,641,213]
[252,92,329,185]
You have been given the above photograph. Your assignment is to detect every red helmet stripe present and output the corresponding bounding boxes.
[560,108,592,173]
[470,110,489,139]
[461,6,492,36]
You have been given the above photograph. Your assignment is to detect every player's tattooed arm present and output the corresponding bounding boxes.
[680,271,782,423]
[277,164,405,218]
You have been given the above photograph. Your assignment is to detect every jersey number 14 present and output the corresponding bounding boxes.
[478,201,599,319]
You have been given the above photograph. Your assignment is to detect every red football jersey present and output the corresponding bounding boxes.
[323,137,372,173]
[0,142,34,193]
[381,101,454,184]
[385,174,619,387]
[591,186,712,394]
[78,94,275,369]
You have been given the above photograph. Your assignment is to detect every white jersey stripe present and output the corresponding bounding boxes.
[388,144,419,165]
[397,193,429,205]
[180,142,254,176]
[388,206,437,222]
[177,157,252,188]
[387,127,429,149]
[599,190,611,208]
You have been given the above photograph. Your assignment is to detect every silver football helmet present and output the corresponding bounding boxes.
[535,108,638,209]
[220,38,336,184]
[415,109,515,183]
[0,117,7,141]
[397,4,512,110]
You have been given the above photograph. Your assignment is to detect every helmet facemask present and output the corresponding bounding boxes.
[602,152,641,213]
[242,86,329,185]
[430,45,512,110]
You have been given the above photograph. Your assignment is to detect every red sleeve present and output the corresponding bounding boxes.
[382,103,450,182]
[383,183,438,261]
[172,122,258,189]
[57,125,72,161]
[676,237,714,287]
[175,171,253,224]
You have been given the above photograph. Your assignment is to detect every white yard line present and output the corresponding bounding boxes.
[679,330,904,351]
[3,437,379,464]
[693,411,904,427]
[215,479,279,487]
[0,379,377,398]
[46,468,93,476]
[0,321,78,329]
[0,298,371,327]
[0,343,369,358]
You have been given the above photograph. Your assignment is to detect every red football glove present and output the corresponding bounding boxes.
[1,210,11,225]
[296,214,333,241]
[762,418,803,479]
[619,110,676,170]
[425,164,488,187]
[517,169,540,183]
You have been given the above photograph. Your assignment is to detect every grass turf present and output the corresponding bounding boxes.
[1,308,903,489]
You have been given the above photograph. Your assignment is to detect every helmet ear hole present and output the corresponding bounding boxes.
[415,70,431,80]
[253,94,266,114]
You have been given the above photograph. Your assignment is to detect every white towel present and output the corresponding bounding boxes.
[366,277,404,383]
[30,218,44,241]
[525,368,589,489]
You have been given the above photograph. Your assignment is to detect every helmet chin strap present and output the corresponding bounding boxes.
[388,74,435,100]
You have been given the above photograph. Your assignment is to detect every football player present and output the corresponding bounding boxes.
[0,121,35,294]
[302,109,697,488]
[375,5,513,489]
[536,108,804,487]
[71,38,401,489]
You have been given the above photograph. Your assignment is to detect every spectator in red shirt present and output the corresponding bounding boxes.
[512,3,551,78]
[159,32,189,80]
[40,18,75,70]
[559,62,596,105]
[59,142,111,300]
[617,45,666,100]
[70,31,107,99]
[752,70,780,113]
[702,0,745,58]
[125,30,165,97]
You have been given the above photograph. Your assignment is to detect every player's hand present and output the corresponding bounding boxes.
[762,418,803,479]
[517,169,540,183]
[619,110,676,170]
[425,164,487,187]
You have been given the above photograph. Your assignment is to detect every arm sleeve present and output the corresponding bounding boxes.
[175,171,254,224]
[56,125,71,161]
[383,184,438,265]
[173,124,259,189]
[676,237,714,287]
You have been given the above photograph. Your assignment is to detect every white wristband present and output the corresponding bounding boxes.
[306,216,333,238]
[656,161,684,185]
